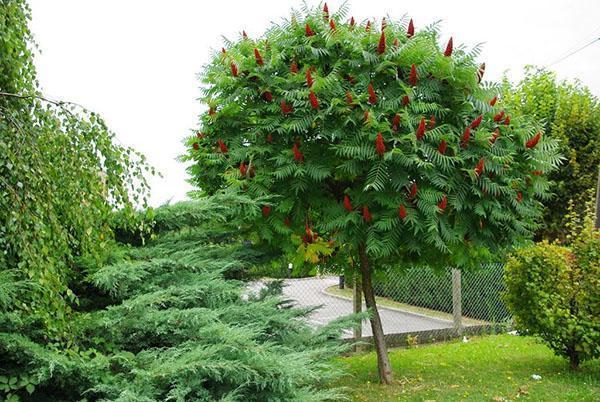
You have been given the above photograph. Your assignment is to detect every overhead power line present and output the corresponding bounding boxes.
[545,37,600,67]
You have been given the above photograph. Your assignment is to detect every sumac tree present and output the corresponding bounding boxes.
[185,3,561,383]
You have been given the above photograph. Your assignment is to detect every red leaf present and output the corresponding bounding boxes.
[254,48,263,66]
[398,204,407,219]
[438,139,447,154]
[416,117,426,140]
[309,90,319,109]
[362,205,372,222]
[444,37,453,56]
[526,132,541,148]
[368,83,377,104]
[407,18,414,38]
[343,195,353,211]
[375,132,386,156]
[377,31,386,54]
[409,64,418,86]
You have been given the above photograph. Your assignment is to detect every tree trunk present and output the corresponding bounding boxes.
[595,166,599,229]
[353,273,363,352]
[569,350,580,370]
[358,245,393,384]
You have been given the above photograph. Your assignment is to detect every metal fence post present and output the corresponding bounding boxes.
[452,268,463,336]
[353,273,362,347]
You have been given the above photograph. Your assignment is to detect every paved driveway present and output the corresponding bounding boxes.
[253,276,454,338]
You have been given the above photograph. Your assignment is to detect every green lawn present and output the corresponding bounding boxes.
[336,334,599,401]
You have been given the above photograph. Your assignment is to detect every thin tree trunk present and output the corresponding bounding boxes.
[594,166,599,229]
[358,245,393,384]
[353,273,363,352]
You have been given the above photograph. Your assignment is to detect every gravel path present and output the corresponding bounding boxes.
[252,276,454,338]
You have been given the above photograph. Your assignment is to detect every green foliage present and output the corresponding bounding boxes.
[0,0,154,338]
[0,202,356,401]
[501,67,600,240]
[503,202,600,368]
[184,5,562,270]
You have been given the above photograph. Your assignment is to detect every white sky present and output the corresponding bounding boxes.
[29,0,600,207]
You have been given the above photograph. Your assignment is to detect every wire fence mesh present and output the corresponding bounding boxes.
[259,264,511,342]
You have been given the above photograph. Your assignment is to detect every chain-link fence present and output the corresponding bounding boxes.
[265,264,511,344]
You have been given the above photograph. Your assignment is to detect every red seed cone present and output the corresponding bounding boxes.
[284,217,291,227]
[362,205,372,222]
[242,30,248,39]
[393,38,399,47]
[438,194,447,211]
[323,3,329,19]
[309,90,319,109]
[407,18,414,38]
[402,95,410,106]
[292,142,304,161]
[474,158,485,177]
[266,133,273,143]
[349,16,355,27]
[526,132,541,148]
[305,223,314,238]
[230,62,238,77]
[208,107,216,116]
[377,31,386,54]
[381,17,387,31]
[461,127,471,147]
[444,37,453,56]
[262,205,271,217]
[262,91,273,102]
[364,110,370,122]
[375,132,386,156]
[398,204,407,220]
[438,139,447,154]
[477,63,486,83]
[239,162,247,177]
[409,182,418,198]
[368,83,377,104]
[416,117,426,140]
[217,139,228,154]
[489,95,498,106]
[290,61,298,74]
[409,64,418,86]
[503,116,511,126]
[345,91,353,105]
[329,18,336,30]
[365,20,371,32]
[490,128,500,144]
[254,48,263,66]
[221,47,227,55]
[493,110,505,122]
[280,100,293,115]
[196,132,205,139]
[392,113,401,131]
[193,142,199,150]
[306,69,314,87]
[470,115,483,130]
[343,195,353,211]
[516,192,523,203]
[532,170,543,176]
[305,23,315,36]
[428,114,436,129]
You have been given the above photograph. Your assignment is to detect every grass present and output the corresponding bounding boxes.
[325,285,486,326]
[336,334,600,401]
